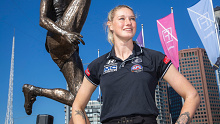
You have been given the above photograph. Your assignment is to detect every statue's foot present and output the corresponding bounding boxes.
[22,84,37,115]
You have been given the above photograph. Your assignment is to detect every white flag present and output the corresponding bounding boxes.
[187,0,220,66]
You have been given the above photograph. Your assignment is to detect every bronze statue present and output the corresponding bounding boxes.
[22,0,91,115]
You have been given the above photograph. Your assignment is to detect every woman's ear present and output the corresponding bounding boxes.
[107,21,113,31]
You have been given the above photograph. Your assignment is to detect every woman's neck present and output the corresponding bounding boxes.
[114,40,133,61]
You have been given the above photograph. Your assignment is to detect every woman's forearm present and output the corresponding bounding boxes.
[72,106,90,124]
[176,92,200,124]
[71,77,97,124]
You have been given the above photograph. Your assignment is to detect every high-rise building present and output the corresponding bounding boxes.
[167,84,183,123]
[64,105,71,124]
[155,84,165,123]
[155,82,171,123]
[64,100,102,124]
[179,48,220,123]
[85,100,102,124]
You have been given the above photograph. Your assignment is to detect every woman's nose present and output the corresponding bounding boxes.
[125,18,132,25]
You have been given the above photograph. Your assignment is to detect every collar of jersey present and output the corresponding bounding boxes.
[106,43,143,59]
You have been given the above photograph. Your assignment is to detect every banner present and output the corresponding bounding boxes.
[187,0,220,66]
[157,13,179,69]
[136,24,145,47]
[136,30,144,47]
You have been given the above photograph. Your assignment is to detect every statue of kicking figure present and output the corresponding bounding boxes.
[22,0,91,115]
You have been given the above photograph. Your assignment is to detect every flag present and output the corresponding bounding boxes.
[157,13,179,69]
[187,0,220,66]
[136,30,144,47]
[136,24,145,47]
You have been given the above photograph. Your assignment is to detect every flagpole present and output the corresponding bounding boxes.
[210,0,220,53]
[98,49,102,114]
[172,6,185,105]
[141,24,145,47]
[210,0,220,97]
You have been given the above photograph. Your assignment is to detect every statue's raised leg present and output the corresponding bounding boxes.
[23,51,83,115]
[23,84,74,115]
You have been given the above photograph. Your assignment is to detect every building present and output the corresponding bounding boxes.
[159,80,172,124]
[85,100,102,124]
[64,99,102,124]
[167,84,182,123]
[179,48,220,123]
[160,79,182,124]
[64,105,71,124]
[155,82,171,123]
[155,84,165,123]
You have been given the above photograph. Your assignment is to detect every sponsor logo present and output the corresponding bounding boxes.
[131,64,143,73]
[85,68,90,76]
[106,59,116,65]
[103,59,118,74]
[103,65,117,74]
[132,57,142,64]
[163,56,170,64]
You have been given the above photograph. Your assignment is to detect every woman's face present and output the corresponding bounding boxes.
[108,7,137,42]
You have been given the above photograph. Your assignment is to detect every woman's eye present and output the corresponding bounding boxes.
[119,18,125,20]
[131,18,136,21]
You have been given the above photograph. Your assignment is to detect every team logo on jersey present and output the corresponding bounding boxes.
[103,59,117,74]
[85,68,90,76]
[163,56,170,64]
[132,57,142,64]
[131,64,143,73]
[103,65,117,74]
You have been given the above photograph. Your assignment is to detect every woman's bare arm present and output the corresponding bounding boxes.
[70,76,97,124]
[163,65,200,124]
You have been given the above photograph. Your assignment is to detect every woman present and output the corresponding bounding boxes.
[70,5,200,124]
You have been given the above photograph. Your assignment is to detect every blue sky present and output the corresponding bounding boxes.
[0,0,219,124]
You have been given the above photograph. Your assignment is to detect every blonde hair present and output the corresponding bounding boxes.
[106,5,135,45]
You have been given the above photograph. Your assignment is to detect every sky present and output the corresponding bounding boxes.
[0,0,219,124]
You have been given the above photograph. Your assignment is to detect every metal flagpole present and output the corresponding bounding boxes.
[141,24,145,47]
[210,0,220,97]
[171,6,184,105]
[98,49,101,115]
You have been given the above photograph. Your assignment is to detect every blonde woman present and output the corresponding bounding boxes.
[70,5,200,124]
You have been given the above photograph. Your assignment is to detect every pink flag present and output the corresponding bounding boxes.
[157,13,179,69]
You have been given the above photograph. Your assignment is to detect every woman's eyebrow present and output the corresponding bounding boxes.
[117,15,135,18]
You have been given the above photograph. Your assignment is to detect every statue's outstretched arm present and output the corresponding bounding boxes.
[39,0,85,45]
